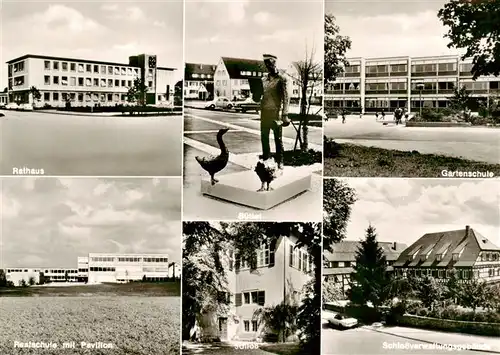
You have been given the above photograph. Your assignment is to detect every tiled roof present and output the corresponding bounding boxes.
[185,63,216,80]
[221,57,266,79]
[323,240,407,262]
[393,226,500,268]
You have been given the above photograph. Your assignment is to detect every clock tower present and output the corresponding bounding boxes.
[129,54,158,105]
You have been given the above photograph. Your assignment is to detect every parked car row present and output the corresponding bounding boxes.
[204,97,260,113]
[1,103,34,111]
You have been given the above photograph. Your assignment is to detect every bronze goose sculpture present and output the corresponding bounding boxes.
[255,158,278,192]
[195,128,229,185]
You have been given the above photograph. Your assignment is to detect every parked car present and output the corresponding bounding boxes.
[5,103,19,110]
[327,313,358,329]
[234,98,260,113]
[214,97,234,110]
[204,99,217,110]
[19,103,34,111]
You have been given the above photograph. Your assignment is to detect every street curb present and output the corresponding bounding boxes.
[366,327,500,354]
[30,110,181,118]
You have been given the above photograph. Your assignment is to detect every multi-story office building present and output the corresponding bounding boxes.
[6,53,176,107]
[325,55,500,113]
[287,62,323,105]
[168,262,182,279]
[184,63,216,100]
[77,256,89,282]
[323,241,407,296]
[393,226,500,284]
[198,235,313,342]
[84,253,170,284]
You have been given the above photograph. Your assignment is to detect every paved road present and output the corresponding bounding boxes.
[182,342,272,355]
[183,108,322,221]
[184,107,322,148]
[324,116,500,164]
[0,110,182,176]
[322,322,498,355]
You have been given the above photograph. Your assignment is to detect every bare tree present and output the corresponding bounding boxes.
[287,45,323,151]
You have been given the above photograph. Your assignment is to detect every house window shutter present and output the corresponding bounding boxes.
[257,291,265,306]
[269,240,276,267]
[235,293,242,307]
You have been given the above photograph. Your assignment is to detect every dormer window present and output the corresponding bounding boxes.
[192,74,199,78]
[436,254,443,261]
[452,253,459,261]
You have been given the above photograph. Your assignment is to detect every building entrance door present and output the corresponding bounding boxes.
[218,317,228,341]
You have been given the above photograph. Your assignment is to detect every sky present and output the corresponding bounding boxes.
[0,177,182,268]
[325,0,467,59]
[335,178,500,248]
[0,0,184,88]
[185,0,323,68]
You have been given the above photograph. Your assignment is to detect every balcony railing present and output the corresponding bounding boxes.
[389,89,407,94]
[411,89,437,94]
[436,89,455,94]
[459,71,473,77]
[345,89,361,94]
[411,72,437,77]
[389,72,408,77]
[437,71,458,76]
[365,90,389,94]
[366,73,389,78]
[344,72,361,78]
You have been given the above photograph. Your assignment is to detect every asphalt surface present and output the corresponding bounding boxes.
[0,110,182,176]
[324,115,500,164]
[182,108,322,221]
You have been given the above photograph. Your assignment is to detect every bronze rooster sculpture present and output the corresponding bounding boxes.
[195,128,229,185]
[255,158,279,192]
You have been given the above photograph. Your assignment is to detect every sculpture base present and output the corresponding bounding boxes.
[201,167,312,210]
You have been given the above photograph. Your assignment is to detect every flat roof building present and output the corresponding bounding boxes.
[325,55,500,113]
[6,53,176,107]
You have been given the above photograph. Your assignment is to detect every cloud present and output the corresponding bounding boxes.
[253,11,272,25]
[341,179,500,247]
[105,6,146,22]
[1,177,182,267]
[153,20,166,28]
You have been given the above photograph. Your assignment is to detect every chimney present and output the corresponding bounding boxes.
[393,242,397,250]
[465,225,470,235]
[200,64,203,69]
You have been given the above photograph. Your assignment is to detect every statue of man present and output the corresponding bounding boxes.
[254,54,290,170]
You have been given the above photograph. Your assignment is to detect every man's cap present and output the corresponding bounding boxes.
[263,54,277,60]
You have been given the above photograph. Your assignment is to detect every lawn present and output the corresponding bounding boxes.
[260,343,303,355]
[0,281,180,297]
[0,296,180,355]
[324,141,500,177]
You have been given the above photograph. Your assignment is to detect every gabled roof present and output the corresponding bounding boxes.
[323,240,407,263]
[393,226,500,268]
[184,63,216,80]
[220,57,266,79]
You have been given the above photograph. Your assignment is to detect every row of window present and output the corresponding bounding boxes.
[234,290,266,307]
[397,268,473,279]
[6,269,79,274]
[44,60,140,76]
[342,63,475,76]
[43,76,150,89]
[324,260,394,268]
[480,252,500,262]
[191,73,213,79]
[89,267,116,272]
[42,92,127,102]
[243,320,259,333]
[142,267,169,272]
[327,81,500,93]
[89,257,168,263]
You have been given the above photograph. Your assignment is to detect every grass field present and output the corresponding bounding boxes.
[0,296,180,355]
[324,142,500,177]
[0,281,180,297]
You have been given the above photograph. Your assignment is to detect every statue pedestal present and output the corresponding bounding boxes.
[200,167,312,210]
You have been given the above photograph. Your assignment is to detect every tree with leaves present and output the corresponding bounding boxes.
[348,225,390,310]
[445,270,460,304]
[0,269,7,287]
[324,14,352,84]
[64,271,69,282]
[438,0,500,79]
[449,85,472,120]
[127,77,148,107]
[253,301,299,342]
[458,278,487,312]
[29,86,41,106]
[414,276,445,310]
[323,279,345,303]
[323,178,357,252]
[28,277,36,286]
